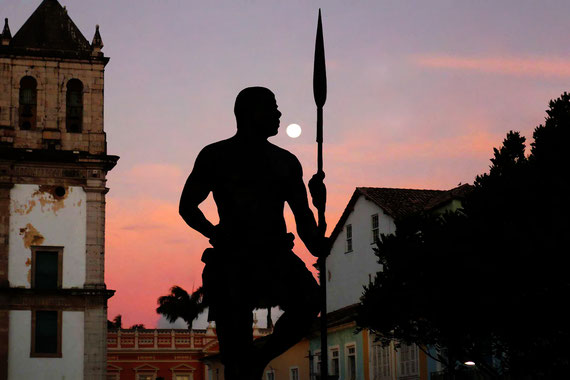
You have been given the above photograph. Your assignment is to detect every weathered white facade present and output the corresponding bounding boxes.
[326,196,393,313]
[0,1,117,379]
[8,310,84,379]
[9,184,87,288]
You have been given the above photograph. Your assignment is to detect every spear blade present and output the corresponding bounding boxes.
[314,8,327,173]
[313,9,327,109]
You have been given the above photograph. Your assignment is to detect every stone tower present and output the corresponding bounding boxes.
[0,1,118,379]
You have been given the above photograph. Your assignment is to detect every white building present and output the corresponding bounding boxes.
[323,185,470,380]
[0,1,118,378]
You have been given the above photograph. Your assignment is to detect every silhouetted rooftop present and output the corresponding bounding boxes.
[0,0,107,62]
[11,0,90,51]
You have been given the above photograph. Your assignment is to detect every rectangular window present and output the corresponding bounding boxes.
[175,375,191,380]
[398,343,419,377]
[32,247,62,289]
[313,351,321,379]
[346,224,353,253]
[346,345,356,380]
[266,370,275,380]
[371,214,379,243]
[331,348,340,376]
[373,342,392,379]
[137,375,155,380]
[290,367,299,380]
[31,310,62,357]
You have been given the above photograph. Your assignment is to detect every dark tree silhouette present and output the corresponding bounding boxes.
[129,324,146,330]
[107,314,122,329]
[156,286,206,329]
[357,93,570,379]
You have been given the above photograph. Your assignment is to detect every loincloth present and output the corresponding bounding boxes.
[201,234,318,321]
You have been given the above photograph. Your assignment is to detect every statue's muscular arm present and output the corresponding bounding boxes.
[286,156,323,257]
[179,147,216,239]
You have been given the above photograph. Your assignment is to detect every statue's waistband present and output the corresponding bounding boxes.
[201,232,295,264]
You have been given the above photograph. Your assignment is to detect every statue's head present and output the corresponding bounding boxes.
[234,87,281,138]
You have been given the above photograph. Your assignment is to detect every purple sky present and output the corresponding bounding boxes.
[3,0,570,327]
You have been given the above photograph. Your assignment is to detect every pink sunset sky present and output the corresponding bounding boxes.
[3,0,570,327]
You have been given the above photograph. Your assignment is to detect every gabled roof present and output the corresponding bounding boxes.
[358,187,444,220]
[308,303,360,334]
[106,364,123,372]
[423,183,472,210]
[329,184,473,243]
[170,364,196,372]
[133,363,160,372]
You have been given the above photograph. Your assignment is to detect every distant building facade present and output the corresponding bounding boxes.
[200,323,273,380]
[310,186,471,380]
[107,327,220,380]
[0,0,117,378]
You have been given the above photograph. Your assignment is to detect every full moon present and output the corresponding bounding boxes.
[286,123,302,138]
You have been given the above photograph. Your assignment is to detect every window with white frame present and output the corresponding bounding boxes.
[290,367,299,380]
[398,343,419,377]
[372,342,392,380]
[371,213,379,243]
[346,224,353,252]
[266,369,275,380]
[313,351,321,379]
[346,344,356,380]
[330,347,340,377]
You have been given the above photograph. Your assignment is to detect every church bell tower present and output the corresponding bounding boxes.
[0,1,118,378]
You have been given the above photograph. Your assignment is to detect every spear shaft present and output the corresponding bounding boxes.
[313,9,328,380]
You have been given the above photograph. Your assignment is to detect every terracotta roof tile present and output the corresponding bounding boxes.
[329,185,473,243]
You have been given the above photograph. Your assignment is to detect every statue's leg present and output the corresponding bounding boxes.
[215,302,256,380]
[253,262,320,376]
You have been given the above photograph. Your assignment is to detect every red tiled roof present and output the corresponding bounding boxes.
[328,184,473,243]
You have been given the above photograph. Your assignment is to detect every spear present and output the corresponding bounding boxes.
[313,8,328,380]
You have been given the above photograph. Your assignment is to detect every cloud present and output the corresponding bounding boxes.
[326,129,501,166]
[414,54,570,78]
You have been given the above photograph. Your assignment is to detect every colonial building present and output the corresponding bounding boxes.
[309,185,471,380]
[107,327,220,380]
[0,1,117,378]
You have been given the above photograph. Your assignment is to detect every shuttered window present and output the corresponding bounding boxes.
[31,310,61,357]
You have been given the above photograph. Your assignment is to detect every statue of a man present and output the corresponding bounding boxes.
[179,87,327,380]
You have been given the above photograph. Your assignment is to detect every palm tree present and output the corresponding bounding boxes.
[107,314,122,329]
[156,286,206,329]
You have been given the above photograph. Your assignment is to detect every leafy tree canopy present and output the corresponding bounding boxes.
[357,93,570,378]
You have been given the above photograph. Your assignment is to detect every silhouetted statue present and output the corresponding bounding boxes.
[180,87,327,380]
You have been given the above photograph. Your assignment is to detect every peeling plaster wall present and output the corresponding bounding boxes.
[327,196,396,313]
[8,184,86,288]
[7,310,84,379]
